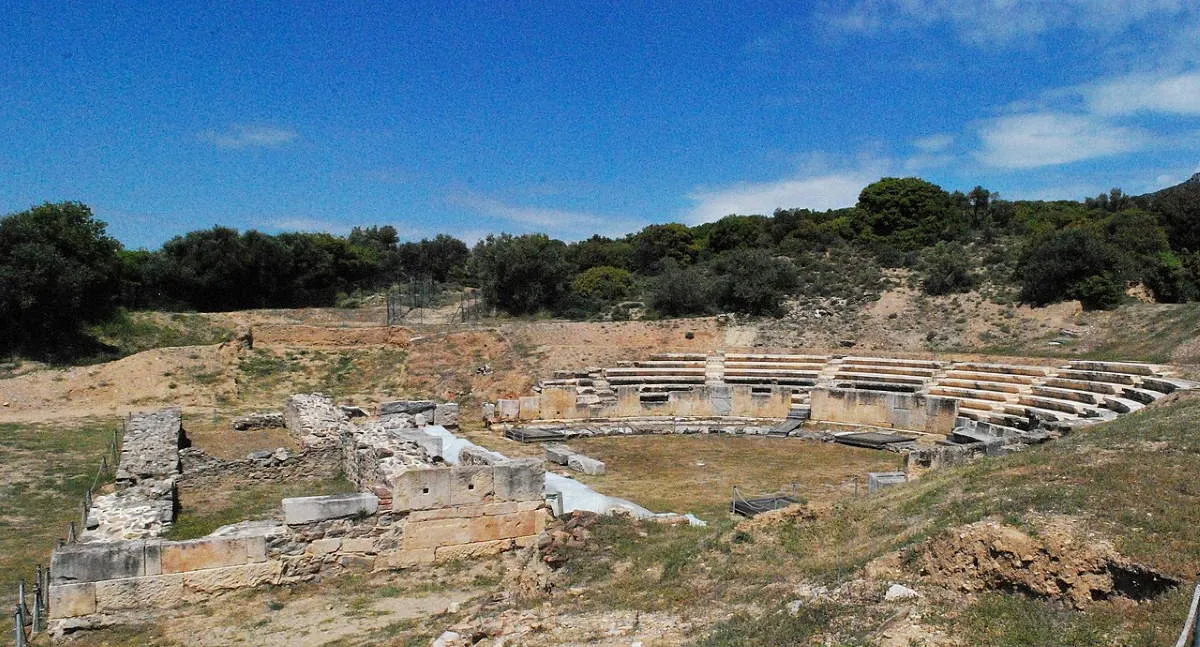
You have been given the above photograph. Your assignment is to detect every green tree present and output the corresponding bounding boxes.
[471,234,573,315]
[571,266,634,302]
[854,177,960,257]
[650,259,712,316]
[633,223,697,273]
[0,202,122,355]
[709,249,798,315]
[1019,228,1122,309]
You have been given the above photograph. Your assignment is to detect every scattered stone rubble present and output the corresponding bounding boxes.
[543,443,606,475]
[231,411,286,431]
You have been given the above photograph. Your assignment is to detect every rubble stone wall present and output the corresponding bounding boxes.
[177,447,342,490]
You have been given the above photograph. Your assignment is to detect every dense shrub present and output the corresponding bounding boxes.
[919,242,975,296]
[571,266,635,302]
[709,249,798,315]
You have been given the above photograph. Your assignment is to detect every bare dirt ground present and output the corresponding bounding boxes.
[6,289,1200,645]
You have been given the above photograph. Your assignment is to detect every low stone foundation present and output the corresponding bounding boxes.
[49,395,548,634]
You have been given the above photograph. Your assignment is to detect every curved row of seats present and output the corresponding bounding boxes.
[540,353,1193,436]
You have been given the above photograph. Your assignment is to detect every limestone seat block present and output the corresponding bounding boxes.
[283,492,380,524]
[182,561,282,596]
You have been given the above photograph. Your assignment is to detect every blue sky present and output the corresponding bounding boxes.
[2,1,1198,249]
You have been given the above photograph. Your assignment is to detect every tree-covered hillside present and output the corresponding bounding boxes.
[3,174,1198,358]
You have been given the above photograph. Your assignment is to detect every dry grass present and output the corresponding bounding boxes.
[564,435,903,520]
[183,414,298,460]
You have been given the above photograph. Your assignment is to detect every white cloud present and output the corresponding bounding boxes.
[199,124,298,149]
[820,0,1195,45]
[447,192,638,239]
[1084,71,1200,116]
[913,133,954,152]
[685,169,879,224]
[975,112,1148,169]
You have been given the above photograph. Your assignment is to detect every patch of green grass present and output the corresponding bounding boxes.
[0,419,121,587]
[692,604,842,647]
[89,309,233,359]
[167,475,354,540]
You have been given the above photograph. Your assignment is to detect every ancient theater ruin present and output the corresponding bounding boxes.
[488,352,1195,462]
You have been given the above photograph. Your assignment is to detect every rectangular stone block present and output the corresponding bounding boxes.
[434,403,460,427]
[391,467,451,512]
[144,541,162,576]
[379,400,436,416]
[495,458,545,502]
[403,518,475,550]
[49,583,95,618]
[51,541,147,584]
[469,510,540,543]
[518,396,541,420]
[407,501,519,522]
[341,538,377,554]
[497,399,520,421]
[246,536,267,563]
[182,561,281,595]
[283,492,380,524]
[95,574,184,612]
[567,454,606,475]
[450,465,494,505]
[307,538,341,557]
[434,538,518,562]
[161,537,249,574]
[382,548,434,569]
[544,443,573,465]
[482,402,497,423]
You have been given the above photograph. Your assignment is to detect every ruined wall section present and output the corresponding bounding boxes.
[810,388,958,435]
[51,396,547,633]
[83,408,183,542]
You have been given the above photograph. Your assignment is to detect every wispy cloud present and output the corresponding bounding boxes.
[199,124,299,150]
[1083,71,1200,116]
[975,112,1148,169]
[819,0,1196,46]
[685,165,882,224]
[913,133,954,153]
[447,192,640,239]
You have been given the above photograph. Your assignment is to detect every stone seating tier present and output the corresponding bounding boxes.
[841,357,944,370]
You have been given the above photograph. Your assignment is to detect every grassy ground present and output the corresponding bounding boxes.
[529,392,1200,645]
[565,435,904,520]
[89,310,234,360]
[0,418,119,588]
[234,346,407,407]
[169,475,354,540]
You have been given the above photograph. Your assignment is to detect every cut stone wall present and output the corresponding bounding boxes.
[502,384,791,422]
[810,388,958,434]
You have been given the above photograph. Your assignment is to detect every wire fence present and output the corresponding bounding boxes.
[11,419,122,645]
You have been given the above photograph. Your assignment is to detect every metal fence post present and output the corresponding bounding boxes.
[17,580,27,619]
[14,605,26,647]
